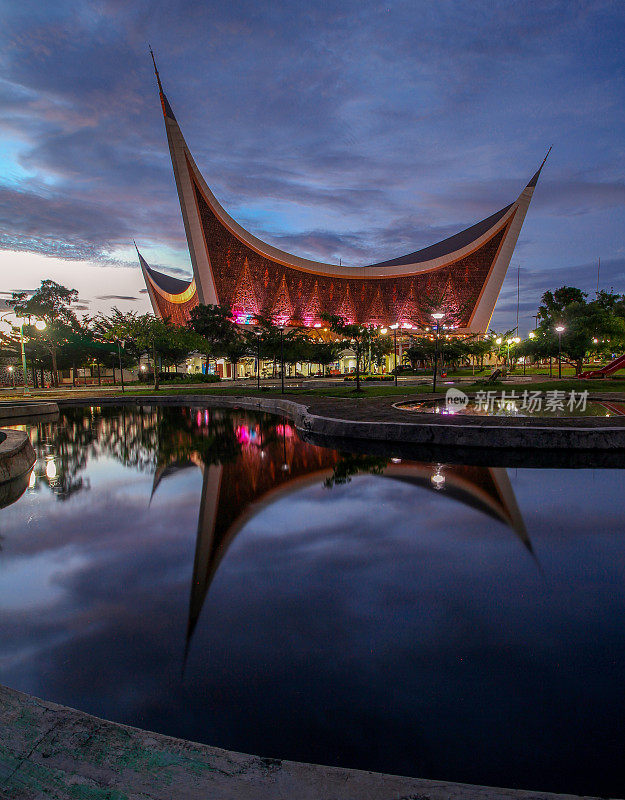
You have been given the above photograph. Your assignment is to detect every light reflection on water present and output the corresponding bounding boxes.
[0,405,624,797]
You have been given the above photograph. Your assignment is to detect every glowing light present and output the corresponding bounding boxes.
[390,323,399,330]
[391,457,401,463]
[46,459,57,479]
[529,331,535,339]
[35,320,46,331]
[380,328,388,334]
[432,312,444,320]
[556,325,565,333]
[401,322,412,329]
[236,425,251,444]
[496,338,502,345]
[313,323,322,328]
[276,423,295,438]
[28,470,36,488]
[431,469,445,489]
[7,366,13,372]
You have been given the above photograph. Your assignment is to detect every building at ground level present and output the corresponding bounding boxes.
[139,54,548,337]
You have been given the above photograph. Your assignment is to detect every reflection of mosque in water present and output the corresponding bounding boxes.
[147,410,532,653]
[6,406,531,654]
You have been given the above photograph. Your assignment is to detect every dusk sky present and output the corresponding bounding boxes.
[1,0,624,333]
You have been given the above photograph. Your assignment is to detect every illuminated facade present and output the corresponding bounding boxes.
[141,54,547,333]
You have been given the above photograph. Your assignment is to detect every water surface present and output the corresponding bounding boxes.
[1,405,624,797]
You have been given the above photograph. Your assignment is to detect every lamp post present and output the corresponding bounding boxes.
[506,337,520,369]
[117,339,125,393]
[431,313,444,393]
[255,329,262,391]
[1,314,45,397]
[390,324,399,385]
[12,317,30,397]
[555,325,565,379]
[279,326,285,394]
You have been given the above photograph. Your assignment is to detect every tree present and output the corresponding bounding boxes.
[306,340,341,376]
[321,314,370,391]
[534,286,625,374]
[9,280,81,386]
[188,304,237,371]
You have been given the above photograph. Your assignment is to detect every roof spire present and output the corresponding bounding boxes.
[149,45,164,95]
[148,45,176,120]
[527,146,552,189]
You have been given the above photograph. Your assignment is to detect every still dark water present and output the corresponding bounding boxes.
[1,405,625,796]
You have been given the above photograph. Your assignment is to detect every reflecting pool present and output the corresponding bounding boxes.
[1,405,624,797]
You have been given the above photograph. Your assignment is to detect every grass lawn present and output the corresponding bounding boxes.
[3,376,625,402]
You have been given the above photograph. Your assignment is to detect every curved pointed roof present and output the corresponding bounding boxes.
[144,53,548,332]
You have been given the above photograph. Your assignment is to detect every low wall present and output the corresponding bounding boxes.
[0,684,607,800]
[0,428,36,485]
[0,401,59,423]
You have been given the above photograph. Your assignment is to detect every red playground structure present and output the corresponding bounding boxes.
[579,354,625,378]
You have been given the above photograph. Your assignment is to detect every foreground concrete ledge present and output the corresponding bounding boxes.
[52,394,625,450]
[0,428,36,484]
[0,684,612,800]
[0,401,59,422]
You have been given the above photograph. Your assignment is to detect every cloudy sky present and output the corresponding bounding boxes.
[0,0,623,332]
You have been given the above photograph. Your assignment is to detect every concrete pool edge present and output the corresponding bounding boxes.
[1,683,614,800]
[0,428,36,485]
[0,401,59,422]
[47,393,625,449]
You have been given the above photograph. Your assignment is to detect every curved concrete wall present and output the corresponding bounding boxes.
[0,428,36,484]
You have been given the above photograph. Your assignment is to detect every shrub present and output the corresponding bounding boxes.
[138,371,220,384]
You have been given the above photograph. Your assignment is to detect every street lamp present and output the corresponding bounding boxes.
[0,313,46,396]
[12,317,30,397]
[8,365,15,389]
[389,323,399,385]
[117,339,126,393]
[279,325,285,394]
[555,325,565,379]
[506,337,521,369]
[431,464,445,490]
[431,313,444,393]
[254,329,262,390]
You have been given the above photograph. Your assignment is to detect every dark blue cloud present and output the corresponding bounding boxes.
[0,0,623,329]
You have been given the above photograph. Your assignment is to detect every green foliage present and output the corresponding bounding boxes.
[137,371,221,384]
[321,313,376,390]
[188,303,237,358]
[8,280,82,385]
[520,286,625,373]
[324,454,390,488]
